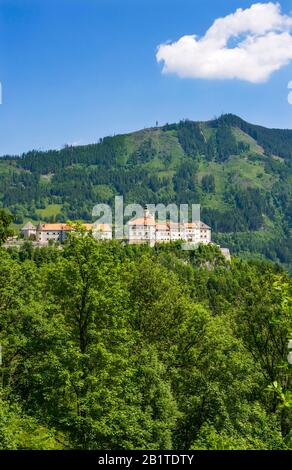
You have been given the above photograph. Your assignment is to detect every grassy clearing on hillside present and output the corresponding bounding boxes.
[127,129,184,171]
[93,184,115,201]
[36,204,63,218]
[232,127,264,155]
[226,157,275,189]
[40,173,54,183]
[198,156,275,193]
[0,161,26,174]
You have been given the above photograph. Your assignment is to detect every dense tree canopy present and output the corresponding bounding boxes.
[0,235,291,450]
[0,209,13,246]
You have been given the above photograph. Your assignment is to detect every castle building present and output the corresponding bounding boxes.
[21,221,37,239]
[21,210,211,247]
[35,223,72,244]
[18,214,231,258]
[127,209,211,246]
[127,210,156,246]
[21,222,112,244]
[18,213,231,259]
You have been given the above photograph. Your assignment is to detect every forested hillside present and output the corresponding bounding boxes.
[0,114,291,269]
[0,228,291,450]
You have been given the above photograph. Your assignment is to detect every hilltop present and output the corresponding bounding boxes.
[0,114,291,270]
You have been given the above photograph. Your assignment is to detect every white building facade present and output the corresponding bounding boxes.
[21,212,211,247]
[126,211,156,246]
[128,210,211,246]
[21,222,37,240]
[22,222,112,244]
[18,214,231,258]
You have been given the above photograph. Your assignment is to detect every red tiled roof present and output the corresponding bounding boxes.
[128,217,156,226]
[183,221,211,229]
[38,223,111,232]
[129,219,210,230]
[93,223,111,232]
[39,224,72,231]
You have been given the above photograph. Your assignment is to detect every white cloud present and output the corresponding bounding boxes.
[156,2,292,83]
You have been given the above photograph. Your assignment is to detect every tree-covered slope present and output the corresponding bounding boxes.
[0,114,291,269]
[0,236,291,450]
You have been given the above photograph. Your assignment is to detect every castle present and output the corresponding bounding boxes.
[21,222,112,244]
[127,210,211,247]
[21,209,211,247]
[19,210,230,259]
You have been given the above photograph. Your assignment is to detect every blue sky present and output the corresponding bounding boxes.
[1,0,292,154]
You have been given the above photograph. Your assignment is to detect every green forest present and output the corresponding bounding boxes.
[0,211,291,450]
[0,114,291,271]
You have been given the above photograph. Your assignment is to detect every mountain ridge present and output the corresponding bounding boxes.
[0,114,291,270]
[2,113,292,159]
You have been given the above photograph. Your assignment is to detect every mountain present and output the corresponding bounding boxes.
[0,114,291,270]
